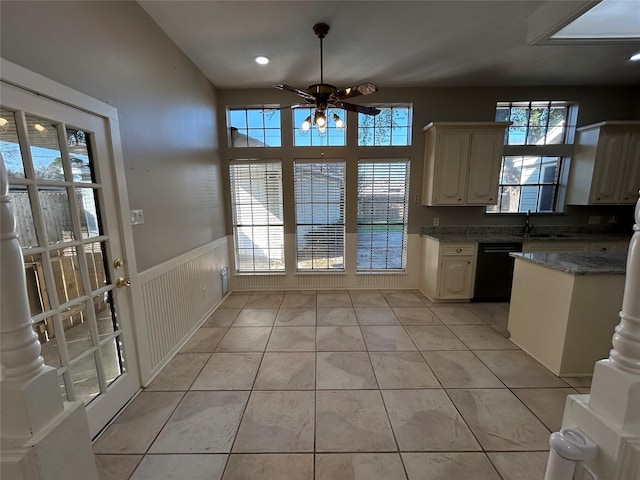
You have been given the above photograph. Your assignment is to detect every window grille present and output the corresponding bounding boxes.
[229,160,284,271]
[358,105,412,146]
[357,160,410,270]
[294,161,345,270]
[227,108,281,147]
[489,101,576,213]
[293,107,346,147]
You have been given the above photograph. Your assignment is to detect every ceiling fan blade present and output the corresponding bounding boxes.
[334,102,381,116]
[273,83,316,102]
[331,82,378,101]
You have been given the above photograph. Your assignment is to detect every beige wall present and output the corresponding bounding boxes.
[218,86,639,235]
[1,1,226,271]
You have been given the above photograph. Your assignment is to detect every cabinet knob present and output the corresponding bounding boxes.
[600,247,607,252]
[456,248,462,252]
[596,197,601,200]
[624,197,629,200]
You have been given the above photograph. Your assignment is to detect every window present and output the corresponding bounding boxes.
[490,156,561,213]
[489,101,576,213]
[229,161,284,272]
[358,105,412,146]
[496,101,570,145]
[294,161,345,270]
[227,108,281,147]
[293,107,346,147]
[357,160,410,270]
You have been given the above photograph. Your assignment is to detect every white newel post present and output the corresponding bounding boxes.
[546,195,640,480]
[0,158,98,479]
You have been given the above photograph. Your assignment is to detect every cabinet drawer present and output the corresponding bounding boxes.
[442,244,476,256]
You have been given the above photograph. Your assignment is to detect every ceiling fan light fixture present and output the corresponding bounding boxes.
[333,113,344,129]
[314,109,326,127]
[630,51,640,61]
[301,116,312,131]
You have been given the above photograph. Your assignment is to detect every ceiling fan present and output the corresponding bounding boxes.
[273,23,381,131]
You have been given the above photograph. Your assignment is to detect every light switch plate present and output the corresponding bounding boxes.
[130,209,144,225]
[588,215,601,225]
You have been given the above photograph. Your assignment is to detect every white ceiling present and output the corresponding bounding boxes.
[139,1,640,90]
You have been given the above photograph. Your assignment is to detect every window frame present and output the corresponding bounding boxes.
[229,159,285,273]
[293,159,346,272]
[227,107,281,148]
[488,100,577,214]
[356,159,410,272]
[357,104,413,147]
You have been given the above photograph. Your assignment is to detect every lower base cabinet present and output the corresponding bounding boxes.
[420,237,476,301]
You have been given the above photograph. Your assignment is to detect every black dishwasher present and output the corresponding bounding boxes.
[473,242,523,301]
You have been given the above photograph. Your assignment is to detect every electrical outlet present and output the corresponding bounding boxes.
[433,217,440,226]
[609,215,618,224]
[588,215,601,225]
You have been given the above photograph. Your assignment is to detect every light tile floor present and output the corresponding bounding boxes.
[94,289,592,480]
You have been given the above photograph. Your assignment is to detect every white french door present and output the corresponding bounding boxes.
[0,81,140,438]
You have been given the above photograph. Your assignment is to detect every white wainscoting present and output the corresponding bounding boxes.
[229,233,421,291]
[134,237,229,385]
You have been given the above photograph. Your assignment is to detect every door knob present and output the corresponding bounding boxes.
[113,258,124,269]
[116,277,131,288]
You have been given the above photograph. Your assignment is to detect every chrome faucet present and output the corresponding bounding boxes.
[523,209,534,236]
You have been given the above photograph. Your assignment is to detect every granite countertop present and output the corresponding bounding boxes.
[420,225,631,244]
[510,251,627,275]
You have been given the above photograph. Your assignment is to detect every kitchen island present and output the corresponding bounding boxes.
[507,251,627,377]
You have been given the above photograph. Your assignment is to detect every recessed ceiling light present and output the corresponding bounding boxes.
[630,52,640,61]
[254,56,269,65]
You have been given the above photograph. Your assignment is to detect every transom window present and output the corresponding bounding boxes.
[227,107,281,148]
[358,105,412,146]
[357,160,410,270]
[293,107,346,147]
[294,161,345,270]
[229,160,285,272]
[489,100,576,213]
[496,101,571,145]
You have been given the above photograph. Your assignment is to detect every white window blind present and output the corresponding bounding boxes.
[294,161,345,270]
[229,161,284,272]
[357,160,410,270]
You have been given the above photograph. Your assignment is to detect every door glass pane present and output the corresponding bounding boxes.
[101,338,126,387]
[0,109,25,178]
[66,128,93,183]
[24,253,48,316]
[51,246,84,304]
[96,290,119,340]
[85,241,109,290]
[69,354,100,404]
[9,185,39,247]
[60,302,93,360]
[38,187,75,244]
[26,115,65,181]
[35,317,61,368]
[75,188,101,238]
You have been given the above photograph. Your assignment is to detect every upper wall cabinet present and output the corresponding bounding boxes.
[566,121,640,205]
[421,122,510,206]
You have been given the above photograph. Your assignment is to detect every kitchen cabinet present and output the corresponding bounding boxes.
[566,121,640,205]
[422,122,510,206]
[420,237,476,301]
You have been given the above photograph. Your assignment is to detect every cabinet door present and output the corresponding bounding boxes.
[434,131,470,205]
[466,129,503,204]
[439,256,473,298]
[619,131,640,204]
[590,131,627,204]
